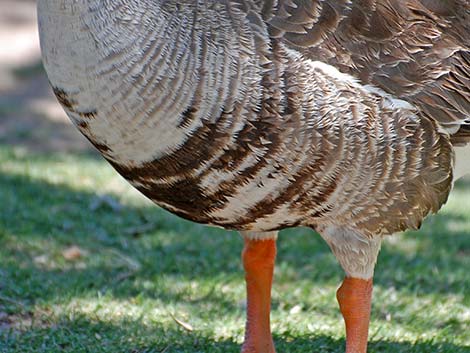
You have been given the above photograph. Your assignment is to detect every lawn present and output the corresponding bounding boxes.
[0,145,470,353]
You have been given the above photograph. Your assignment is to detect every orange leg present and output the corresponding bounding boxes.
[241,238,277,353]
[336,277,373,353]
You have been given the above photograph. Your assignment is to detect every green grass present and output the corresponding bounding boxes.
[12,61,46,81]
[0,145,469,353]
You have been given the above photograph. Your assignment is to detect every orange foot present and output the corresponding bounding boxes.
[241,238,277,353]
[337,277,373,353]
[241,339,275,353]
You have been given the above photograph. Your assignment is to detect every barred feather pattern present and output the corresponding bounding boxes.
[38,0,466,238]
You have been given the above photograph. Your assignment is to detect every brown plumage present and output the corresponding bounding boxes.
[270,0,470,126]
[38,1,469,352]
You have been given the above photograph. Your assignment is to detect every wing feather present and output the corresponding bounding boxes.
[259,0,470,143]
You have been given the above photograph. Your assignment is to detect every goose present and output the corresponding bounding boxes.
[37,1,470,352]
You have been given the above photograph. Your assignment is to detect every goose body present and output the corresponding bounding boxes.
[38,1,469,352]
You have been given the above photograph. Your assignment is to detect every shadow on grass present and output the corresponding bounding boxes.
[454,177,470,191]
[2,316,470,353]
[1,149,470,351]
[0,61,94,154]
[1,166,469,309]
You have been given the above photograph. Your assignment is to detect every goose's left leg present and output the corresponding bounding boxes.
[240,231,278,353]
[319,226,382,353]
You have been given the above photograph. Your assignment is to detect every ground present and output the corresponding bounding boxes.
[0,0,92,154]
[0,2,470,353]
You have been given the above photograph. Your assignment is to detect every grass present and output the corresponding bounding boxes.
[0,145,469,352]
[12,61,46,81]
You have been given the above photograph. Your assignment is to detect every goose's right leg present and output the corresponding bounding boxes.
[319,226,382,353]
